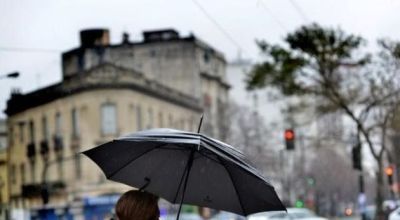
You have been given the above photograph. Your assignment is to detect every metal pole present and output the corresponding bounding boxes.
[357,131,367,220]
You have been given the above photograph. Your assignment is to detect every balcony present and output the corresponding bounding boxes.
[21,184,41,198]
[53,135,63,153]
[40,140,49,156]
[21,181,66,198]
[70,134,81,151]
[26,142,36,159]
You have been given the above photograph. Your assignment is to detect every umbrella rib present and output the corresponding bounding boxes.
[106,143,169,179]
[219,157,247,215]
[172,149,193,203]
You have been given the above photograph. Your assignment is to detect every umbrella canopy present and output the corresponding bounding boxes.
[83,128,285,216]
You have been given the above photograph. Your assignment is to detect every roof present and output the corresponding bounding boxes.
[5,63,203,116]
[62,33,226,63]
[200,72,231,89]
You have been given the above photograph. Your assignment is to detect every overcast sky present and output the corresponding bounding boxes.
[1,0,400,119]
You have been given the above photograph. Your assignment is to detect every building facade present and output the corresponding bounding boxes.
[5,28,229,219]
[0,119,8,219]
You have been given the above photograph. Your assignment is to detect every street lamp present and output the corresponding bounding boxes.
[0,72,20,79]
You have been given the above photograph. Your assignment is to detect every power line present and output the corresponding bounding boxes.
[257,0,288,32]
[191,0,247,55]
[0,47,61,53]
[287,0,310,23]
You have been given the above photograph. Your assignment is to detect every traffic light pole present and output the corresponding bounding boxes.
[356,132,367,220]
[359,169,366,220]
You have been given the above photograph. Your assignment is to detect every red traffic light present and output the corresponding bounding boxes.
[285,129,295,140]
[385,166,394,176]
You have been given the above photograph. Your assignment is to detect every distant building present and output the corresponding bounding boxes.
[226,55,253,108]
[5,28,229,219]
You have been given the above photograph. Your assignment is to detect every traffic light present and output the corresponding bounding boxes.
[385,165,394,185]
[306,177,315,186]
[295,199,304,208]
[284,129,295,150]
[351,144,361,170]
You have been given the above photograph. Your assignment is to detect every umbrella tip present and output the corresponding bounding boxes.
[197,114,204,133]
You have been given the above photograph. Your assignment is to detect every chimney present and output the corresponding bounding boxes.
[80,29,110,48]
[122,32,130,44]
[143,29,179,43]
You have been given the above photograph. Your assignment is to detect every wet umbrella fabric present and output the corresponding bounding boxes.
[83,128,285,217]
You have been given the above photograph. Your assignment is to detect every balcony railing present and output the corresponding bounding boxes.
[26,142,36,160]
[53,135,63,153]
[40,140,49,156]
[70,134,81,151]
[21,184,41,198]
[22,181,66,198]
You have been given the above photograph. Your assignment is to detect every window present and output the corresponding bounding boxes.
[29,120,35,143]
[58,160,64,181]
[189,117,194,132]
[168,114,173,128]
[74,154,82,179]
[18,122,24,143]
[147,108,153,129]
[10,164,16,184]
[20,163,26,184]
[101,103,117,135]
[158,112,164,127]
[136,105,142,131]
[55,112,62,137]
[8,126,13,146]
[42,116,48,140]
[71,108,79,138]
[30,161,36,183]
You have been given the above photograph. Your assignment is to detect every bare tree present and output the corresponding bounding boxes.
[246,24,400,218]
[224,101,280,178]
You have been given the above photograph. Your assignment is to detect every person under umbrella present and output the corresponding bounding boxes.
[113,190,160,220]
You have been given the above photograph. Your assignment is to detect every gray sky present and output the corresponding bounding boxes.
[1,0,400,119]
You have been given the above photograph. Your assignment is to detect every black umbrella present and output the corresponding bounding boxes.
[83,125,285,219]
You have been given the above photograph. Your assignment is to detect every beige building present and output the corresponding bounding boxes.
[0,119,8,218]
[5,28,229,219]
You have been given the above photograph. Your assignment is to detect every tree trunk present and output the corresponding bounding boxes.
[375,157,385,220]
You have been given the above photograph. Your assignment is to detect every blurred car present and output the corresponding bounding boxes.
[389,207,400,220]
[247,208,328,220]
[160,213,202,220]
[210,211,246,220]
[364,205,376,220]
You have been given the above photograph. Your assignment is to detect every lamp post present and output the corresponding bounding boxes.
[0,72,19,80]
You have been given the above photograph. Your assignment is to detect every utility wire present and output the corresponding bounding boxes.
[191,0,247,55]
[287,0,310,23]
[0,47,61,53]
[257,0,288,32]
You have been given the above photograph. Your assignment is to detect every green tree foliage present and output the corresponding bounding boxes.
[247,23,400,219]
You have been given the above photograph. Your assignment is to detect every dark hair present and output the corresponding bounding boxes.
[115,190,160,220]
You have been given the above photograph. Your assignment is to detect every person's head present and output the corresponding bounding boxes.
[115,190,160,220]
